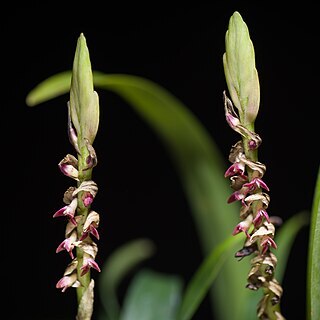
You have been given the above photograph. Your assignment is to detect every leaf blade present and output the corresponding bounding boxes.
[177,235,243,320]
[98,238,156,320]
[307,166,320,320]
[274,211,310,283]
[120,269,183,320]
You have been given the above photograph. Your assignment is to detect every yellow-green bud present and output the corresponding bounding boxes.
[69,33,99,146]
[223,11,260,125]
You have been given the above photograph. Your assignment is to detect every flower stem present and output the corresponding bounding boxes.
[76,146,93,303]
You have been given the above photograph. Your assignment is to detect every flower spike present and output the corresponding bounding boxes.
[223,11,284,319]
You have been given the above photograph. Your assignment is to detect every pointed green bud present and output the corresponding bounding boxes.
[69,33,99,146]
[223,11,260,124]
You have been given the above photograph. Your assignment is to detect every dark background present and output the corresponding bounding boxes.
[4,3,319,319]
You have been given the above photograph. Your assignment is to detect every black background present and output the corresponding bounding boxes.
[4,2,319,320]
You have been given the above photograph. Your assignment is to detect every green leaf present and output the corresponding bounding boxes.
[25,70,71,106]
[274,211,310,283]
[120,269,183,320]
[223,11,260,123]
[177,235,243,320]
[307,166,320,320]
[26,71,252,319]
[98,238,156,320]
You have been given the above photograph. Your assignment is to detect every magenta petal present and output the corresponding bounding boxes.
[90,227,100,240]
[56,239,74,259]
[53,206,67,218]
[227,191,245,203]
[80,232,89,241]
[56,276,71,292]
[89,259,101,273]
[257,179,269,191]
[83,193,94,207]
[80,265,90,276]
[80,258,101,276]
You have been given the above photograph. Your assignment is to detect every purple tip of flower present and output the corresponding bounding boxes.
[232,222,250,238]
[90,226,100,240]
[261,236,277,255]
[83,193,94,207]
[58,163,79,180]
[226,113,240,129]
[53,206,68,218]
[80,258,101,276]
[253,209,270,226]
[56,239,74,259]
[224,162,246,178]
[56,276,73,292]
[243,178,269,192]
[248,140,257,150]
[80,226,99,241]
[227,191,245,203]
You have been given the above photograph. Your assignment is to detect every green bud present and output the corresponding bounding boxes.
[69,33,99,145]
[223,11,260,124]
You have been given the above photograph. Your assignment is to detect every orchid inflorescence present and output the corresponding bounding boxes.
[222,12,285,319]
[49,34,101,319]
[224,92,284,319]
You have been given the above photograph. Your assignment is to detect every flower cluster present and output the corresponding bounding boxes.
[53,104,101,293]
[224,92,284,319]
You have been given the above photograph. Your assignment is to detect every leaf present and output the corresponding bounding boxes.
[176,235,243,320]
[274,211,310,283]
[98,238,156,320]
[307,166,320,320]
[119,269,183,320]
[26,71,252,319]
[25,70,71,106]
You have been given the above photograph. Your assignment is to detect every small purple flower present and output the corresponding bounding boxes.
[58,155,79,181]
[224,161,247,179]
[261,236,277,255]
[232,215,253,238]
[56,231,77,259]
[53,198,78,225]
[80,225,99,241]
[80,211,100,240]
[252,209,270,226]
[83,192,94,207]
[227,189,248,204]
[56,273,79,292]
[243,177,269,192]
[80,257,101,276]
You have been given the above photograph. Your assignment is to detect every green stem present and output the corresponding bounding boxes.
[76,144,93,304]
[242,122,258,175]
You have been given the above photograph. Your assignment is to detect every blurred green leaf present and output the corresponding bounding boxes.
[120,269,183,320]
[177,235,243,320]
[274,211,309,283]
[307,166,320,320]
[25,71,71,106]
[26,71,252,319]
[98,238,155,320]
